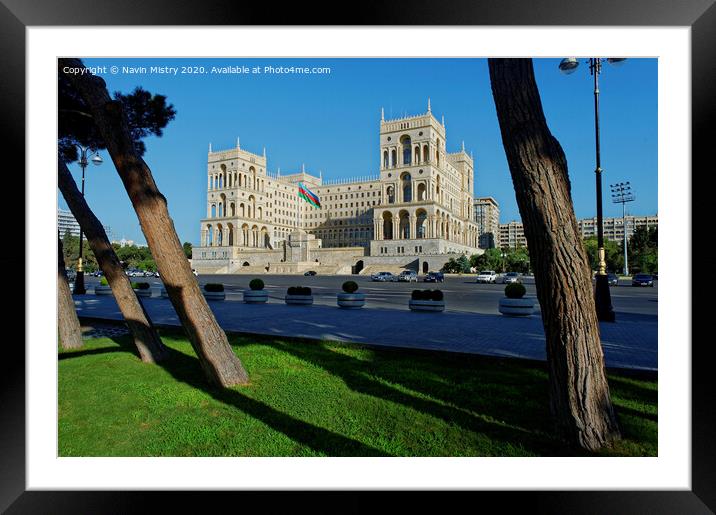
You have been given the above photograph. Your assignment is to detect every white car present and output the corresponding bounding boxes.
[501,272,522,284]
[371,271,395,282]
[476,270,498,284]
[397,271,418,282]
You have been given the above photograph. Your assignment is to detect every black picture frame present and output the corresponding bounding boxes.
[3,1,712,512]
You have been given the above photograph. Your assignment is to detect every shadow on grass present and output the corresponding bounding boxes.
[247,337,573,456]
[62,331,391,457]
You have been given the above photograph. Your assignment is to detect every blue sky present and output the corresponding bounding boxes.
[62,58,657,246]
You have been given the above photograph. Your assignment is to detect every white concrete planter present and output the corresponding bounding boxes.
[499,297,534,316]
[337,292,365,309]
[285,294,313,306]
[134,289,152,298]
[409,299,445,312]
[203,291,226,301]
[94,285,112,295]
[244,289,268,303]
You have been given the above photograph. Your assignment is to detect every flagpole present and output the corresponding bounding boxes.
[297,183,301,231]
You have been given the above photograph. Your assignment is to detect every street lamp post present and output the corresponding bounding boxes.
[559,57,626,322]
[611,181,635,277]
[72,146,103,295]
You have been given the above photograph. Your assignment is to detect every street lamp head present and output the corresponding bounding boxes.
[606,58,627,66]
[558,57,580,74]
[91,153,103,166]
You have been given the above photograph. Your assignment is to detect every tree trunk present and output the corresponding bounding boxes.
[58,159,168,364]
[57,238,83,350]
[488,58,620,450]
[61,58,249,387]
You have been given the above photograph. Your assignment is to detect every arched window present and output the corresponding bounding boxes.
[391,149,396,168]
[401,135,412,165]
[386,186,395,204]
[416,210,427,238]
[382,211,393,240]
[423,144,429,163]
[383,150,389,169]
[399,211,410,239]
[401,173,412,203]
[417,183,426,201]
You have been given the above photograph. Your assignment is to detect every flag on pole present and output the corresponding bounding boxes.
[298,182,321,208]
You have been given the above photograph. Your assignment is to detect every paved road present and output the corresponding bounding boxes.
[81,274,657,316]
[75,273,657,370]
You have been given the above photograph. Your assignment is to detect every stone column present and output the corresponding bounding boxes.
[410,215,416,241]
[393,218,400,240]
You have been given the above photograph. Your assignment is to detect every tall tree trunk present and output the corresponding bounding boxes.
[61,58,249,387]
[57,238,83,350]
[58,159,168,364]
[488,58,620,450]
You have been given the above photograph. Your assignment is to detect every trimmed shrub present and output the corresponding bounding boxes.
[249,278,265,291]
[135,282,151,290]
[504,282,526,299]
[204,283,224,292]
[342,281,359,294]
[100,277,109,286]
[287,286,312,296]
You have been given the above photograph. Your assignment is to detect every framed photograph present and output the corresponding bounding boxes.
[5,0,713,511]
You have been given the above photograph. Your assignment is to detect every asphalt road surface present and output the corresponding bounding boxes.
[82,274,657,317]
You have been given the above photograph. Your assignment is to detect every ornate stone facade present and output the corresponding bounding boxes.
[193,103,480,273]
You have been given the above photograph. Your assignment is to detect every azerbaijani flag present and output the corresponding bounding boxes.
[298,182,321,208]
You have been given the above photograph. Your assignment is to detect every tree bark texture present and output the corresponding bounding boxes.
[61,58,249,387]
[57,238,83,350]
[488,58,620,450]
[58,159,167,364]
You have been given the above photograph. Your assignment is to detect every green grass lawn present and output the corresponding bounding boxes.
[58,327,657,457]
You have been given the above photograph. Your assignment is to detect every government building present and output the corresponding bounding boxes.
[192,102,481,275]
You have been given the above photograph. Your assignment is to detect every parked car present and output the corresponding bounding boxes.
[424,271,445,283]
[192,269,198,277]
[154,271,160,278]
[92,270,103,277]
[304,270,317,276]
[501,272,521,284]
[371,271,395,282]
[607,272,619,286]
[632,273,654,287]
[476,270,498,284]
[144,270,155,277]
[397,270,418,282]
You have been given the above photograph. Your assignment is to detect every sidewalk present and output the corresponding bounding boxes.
[73,294,658,371]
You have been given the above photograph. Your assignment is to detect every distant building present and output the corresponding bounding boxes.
[58,209,81,238]
[473,197,500,249]
[112,238,136,248]
[498,221,527,249]
[498,215,659,249]
[577,215,658,242]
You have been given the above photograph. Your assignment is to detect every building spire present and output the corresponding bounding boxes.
[381,107,384,121]
[461,140,465,152]
[263,146,266,157]
[427,97,431,113]
[302,163,305,173]
[208,142,212,153]
[441,114,445,126]
[236,137,240,149]
[277,166,281,177]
